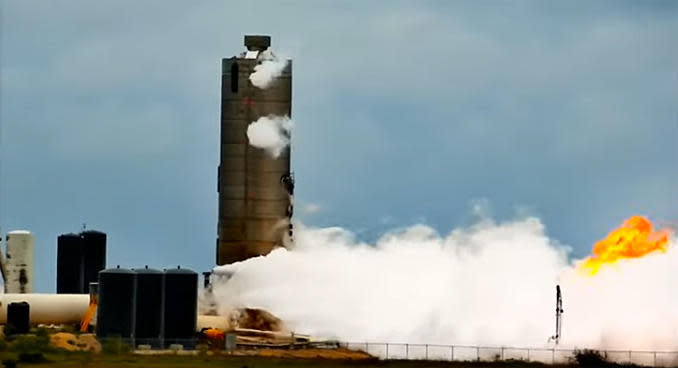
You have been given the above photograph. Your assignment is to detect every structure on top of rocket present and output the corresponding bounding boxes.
[216,35,294,265]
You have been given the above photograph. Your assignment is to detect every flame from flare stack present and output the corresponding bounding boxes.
[581,216,672,274]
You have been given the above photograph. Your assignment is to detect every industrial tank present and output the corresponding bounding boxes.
[0,293,89,325]
[81,231,106,292]
[217,35,294,265]
[6,302,30,335]
[5,231,34,293]
[57,231,107,294]
[163,267,197,346]
[96,267,136,340]
[133,266,163,346]
[57,233,83,294]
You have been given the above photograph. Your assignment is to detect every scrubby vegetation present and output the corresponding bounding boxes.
[100,338,132,355]
[572,349,608,367]
[0,333,52,365]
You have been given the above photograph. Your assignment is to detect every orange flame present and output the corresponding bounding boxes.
[581,216,672,274]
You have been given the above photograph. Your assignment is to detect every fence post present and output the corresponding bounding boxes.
[477,346,480,361]
[451,345,454,361]
[425,344,428,360]
[527,348,530,361]
[628,350,631,363]
[386,343,389,359]
[406,344,409,359]
[653,351,656,367]
[365,343,369,354]
[501,347,504,360]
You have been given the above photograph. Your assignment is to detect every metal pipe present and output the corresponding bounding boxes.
[196,315,230,331]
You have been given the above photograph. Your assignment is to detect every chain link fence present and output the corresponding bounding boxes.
[340,342,678,367]
[96,337,678,367]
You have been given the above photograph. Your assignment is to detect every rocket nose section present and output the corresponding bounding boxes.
[244,35,271,51]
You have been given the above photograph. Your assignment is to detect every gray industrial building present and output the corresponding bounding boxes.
[217,35,294,265]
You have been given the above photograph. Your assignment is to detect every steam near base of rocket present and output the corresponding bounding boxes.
[212,217,676,351]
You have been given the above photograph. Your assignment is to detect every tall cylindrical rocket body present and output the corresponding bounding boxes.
[217,35,293,265]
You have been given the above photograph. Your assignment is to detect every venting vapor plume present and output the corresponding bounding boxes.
[212,217,678,350]
[247,115,293,158]
[249,50,289,89]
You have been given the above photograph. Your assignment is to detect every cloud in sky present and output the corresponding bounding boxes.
[0,1,676,291]
[301,203,322,215]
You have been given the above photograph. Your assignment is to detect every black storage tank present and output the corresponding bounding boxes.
[134,266,163,347]
[81,231,106,292]
[163,267,198,347]
[6,302,30,335]
[97,266,136,340]
[57,233,83,293]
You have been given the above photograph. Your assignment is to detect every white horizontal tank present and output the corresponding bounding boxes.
[5,230,35,293]
[0,294,89,325]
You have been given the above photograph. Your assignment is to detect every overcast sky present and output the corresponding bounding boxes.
[1,1,676,292]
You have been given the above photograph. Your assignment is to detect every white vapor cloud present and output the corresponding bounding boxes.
[249,49,289,89]
[212,218,678,351]
[247,115,293,158]
[301,203,322,215]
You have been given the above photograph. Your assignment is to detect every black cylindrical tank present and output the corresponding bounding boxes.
[81,231,106,292]
[57,233,83,293]
[163,267,198,346]
[134,266,163,346]
[96,267,136,340]
[6,302,30,335]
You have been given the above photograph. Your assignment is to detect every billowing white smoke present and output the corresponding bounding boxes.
[212,217,678,350]
[247,115,293,158]
[560,250,678,350]
[249,49,288,89]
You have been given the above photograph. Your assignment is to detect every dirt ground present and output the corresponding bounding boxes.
[0,352,579,368]
[253,347,374,360]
